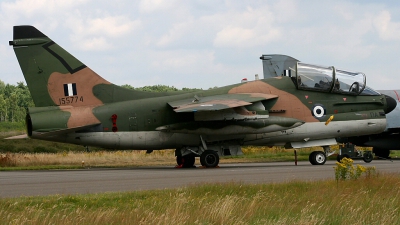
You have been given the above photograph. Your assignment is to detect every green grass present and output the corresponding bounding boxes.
[0,121,25,132]
[1,173,399,224]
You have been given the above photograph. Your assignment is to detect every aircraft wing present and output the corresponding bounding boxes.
[168,93,278,113]
[161,93,304,134]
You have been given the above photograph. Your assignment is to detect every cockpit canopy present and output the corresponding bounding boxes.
[295,62,378,95]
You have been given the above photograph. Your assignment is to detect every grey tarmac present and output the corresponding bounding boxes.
[1,160,399,198]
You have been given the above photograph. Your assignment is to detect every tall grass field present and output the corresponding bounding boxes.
[0,173,399,224]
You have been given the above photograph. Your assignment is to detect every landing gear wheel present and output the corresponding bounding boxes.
[176,154,195,168]
[363,151,373,163]
[309,151,326,165]
[309,151,316,165]
[200,150,219,168]
[373,148,390,158]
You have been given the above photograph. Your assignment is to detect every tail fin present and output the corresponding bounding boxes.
[9,25,113,107]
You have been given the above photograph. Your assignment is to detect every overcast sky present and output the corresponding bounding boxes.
[1,0,400,90]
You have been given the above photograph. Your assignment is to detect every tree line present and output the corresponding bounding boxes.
[0,80,34,123]
[0,80,200,123]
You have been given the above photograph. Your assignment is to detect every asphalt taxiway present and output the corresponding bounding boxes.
[1,160,399,198]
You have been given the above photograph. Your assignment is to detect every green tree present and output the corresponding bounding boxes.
[120,84,134,90]
[121,84,201,92]
[0,81,33,122]
[0,94,6,121]
[7,93,19,122]
[0,79,5,95]
[16,82,34,108]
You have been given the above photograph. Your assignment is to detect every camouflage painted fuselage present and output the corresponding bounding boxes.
[10,26,394,151]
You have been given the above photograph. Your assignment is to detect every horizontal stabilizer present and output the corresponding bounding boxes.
[169,93,278,113]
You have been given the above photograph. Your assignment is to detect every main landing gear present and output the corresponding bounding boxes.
[175,148,220,168]
[175,135,225,168]
[176,154,196,168]
[200,150,219,167]
[308,146,335,165]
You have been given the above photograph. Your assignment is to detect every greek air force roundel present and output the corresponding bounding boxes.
[312,104,326,118]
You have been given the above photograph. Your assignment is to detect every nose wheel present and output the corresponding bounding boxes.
[309,151,326,165]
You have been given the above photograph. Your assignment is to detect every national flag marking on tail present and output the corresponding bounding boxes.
[283,69,291,77]
[63,83,77,96]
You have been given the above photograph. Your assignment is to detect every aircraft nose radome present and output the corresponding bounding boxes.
[384,94,397,114]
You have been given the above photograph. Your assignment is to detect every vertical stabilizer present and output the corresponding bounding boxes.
[9,25,111,107]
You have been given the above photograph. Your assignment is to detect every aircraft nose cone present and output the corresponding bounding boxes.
[384,94,397,114]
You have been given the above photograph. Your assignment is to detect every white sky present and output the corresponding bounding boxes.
[1,0,400,90]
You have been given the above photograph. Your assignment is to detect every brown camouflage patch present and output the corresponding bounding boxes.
[48,67,111,128]
[47,67,111,107]
[242,93,278,99]
[228,80,318,122]
[60,106,101,128]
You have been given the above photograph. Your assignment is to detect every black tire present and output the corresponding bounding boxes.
[309,151,326,165]
[184,155,195,167]
[200,150,219,168]
[373,148,390,158]
[309,151,316,165]
[363,151,373,163]
[176,154,195,168]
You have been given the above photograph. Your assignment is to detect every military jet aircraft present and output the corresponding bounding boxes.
[9,26,396,167]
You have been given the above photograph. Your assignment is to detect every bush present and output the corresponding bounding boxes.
[334,157,376,181]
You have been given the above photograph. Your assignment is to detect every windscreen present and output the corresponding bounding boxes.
[333,69,366,95]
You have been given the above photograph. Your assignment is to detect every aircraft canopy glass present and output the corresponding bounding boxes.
[296,63,334,92]
[296,62,367,95]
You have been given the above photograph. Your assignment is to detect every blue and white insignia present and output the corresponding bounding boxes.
[312,104,326,118]
[63,83,77,96]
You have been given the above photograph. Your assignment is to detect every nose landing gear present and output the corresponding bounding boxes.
[309,146,335,165]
